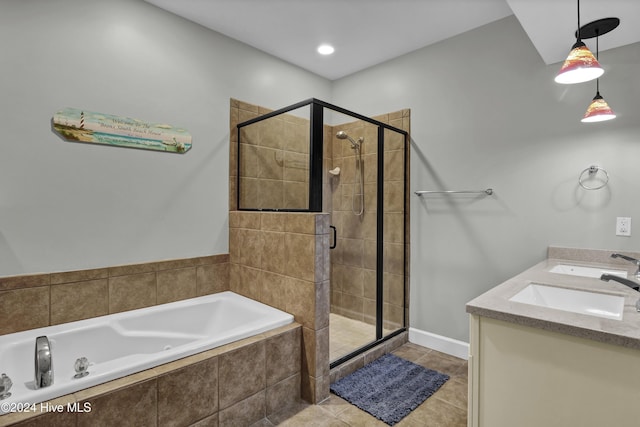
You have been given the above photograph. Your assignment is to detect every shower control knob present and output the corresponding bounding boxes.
[74,357,90,378]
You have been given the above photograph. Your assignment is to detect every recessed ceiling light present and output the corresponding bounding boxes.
[317,44,335,55]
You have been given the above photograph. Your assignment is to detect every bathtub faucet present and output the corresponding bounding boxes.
[35,336,53,389]
[610,253,640,279]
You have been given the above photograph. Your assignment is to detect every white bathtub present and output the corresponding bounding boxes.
[0,291,293,413]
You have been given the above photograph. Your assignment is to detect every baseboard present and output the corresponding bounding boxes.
[409,327,469,360]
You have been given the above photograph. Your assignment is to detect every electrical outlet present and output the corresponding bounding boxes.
[616,217,631,236]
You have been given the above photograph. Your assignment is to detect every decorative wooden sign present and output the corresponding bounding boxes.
[53,108,192,153]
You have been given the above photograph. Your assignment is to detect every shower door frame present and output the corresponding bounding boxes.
[236,98,408,368]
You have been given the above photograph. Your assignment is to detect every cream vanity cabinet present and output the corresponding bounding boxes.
[466,250,640,427]
[467,314,640,427]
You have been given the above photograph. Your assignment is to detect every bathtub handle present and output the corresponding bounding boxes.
[330,225,337,250]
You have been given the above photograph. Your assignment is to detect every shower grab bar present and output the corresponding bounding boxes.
[415,188,493,196]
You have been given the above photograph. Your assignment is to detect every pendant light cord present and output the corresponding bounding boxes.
[576,0,581,40]
[596,33,600,96]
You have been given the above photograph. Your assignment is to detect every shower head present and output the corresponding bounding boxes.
[336,131,363,148]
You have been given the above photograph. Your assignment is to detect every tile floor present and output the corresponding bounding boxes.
[257,342,468,426]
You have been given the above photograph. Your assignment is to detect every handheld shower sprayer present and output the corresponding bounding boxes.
[335,130,365,216]
[336,131,363,149]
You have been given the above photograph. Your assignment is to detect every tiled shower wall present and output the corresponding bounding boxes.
[0,255,229,336]
[228,99,409,400]
[330,111,410,331]
[231,100,311,210]
[228,211,330,404]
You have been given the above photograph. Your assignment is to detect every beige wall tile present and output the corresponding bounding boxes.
[234,265,261,300]
[197,262,230,296]
[266,327,301,386]
[50,279,108,325]
[190,413,219,427]
[261,231,284,274]
[109,262,156,278]
[239,177,257,209]
[157,357,218,427]
[283,181,308,209]
[238,229,263,269]
[257,147,284,180]
[108,272,156,313]
[260,212,284,232]
[284,213,316,234]
[315,280,330,330]
[383,149,404,182]
[285,277,315,328]
[258,271,287,312]
[266,374,301,417]
[257,179,284,209]
[260,116,284,150]
[50,268,108,285]
[284,233,315,282]
[157,267,197,304]
[0,287,49,335]
[341,238,363,268]
[218,391,266,427]
[283,151,309,182]
[0,273,49,292]
[384,243,405,276]
[237,211,261,230]
[218,342,266,410]
[155,258,199,271]
[77,380,157,427]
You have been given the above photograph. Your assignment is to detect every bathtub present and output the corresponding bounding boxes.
[0,291,293,413]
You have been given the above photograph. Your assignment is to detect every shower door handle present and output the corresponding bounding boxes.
[330,226,337,249]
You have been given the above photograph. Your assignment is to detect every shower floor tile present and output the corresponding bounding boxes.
[329,313,376,362]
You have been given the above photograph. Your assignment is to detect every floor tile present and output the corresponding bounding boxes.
[267,342,467,426]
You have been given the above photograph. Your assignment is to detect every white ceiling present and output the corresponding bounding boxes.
[144,0,640,80]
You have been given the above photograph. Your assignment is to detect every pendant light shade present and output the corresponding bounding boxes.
[554,41,603,84]
[582,92,616,123]
[555,0,604,84]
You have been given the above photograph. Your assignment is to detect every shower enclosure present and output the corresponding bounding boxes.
[235,98,408,367]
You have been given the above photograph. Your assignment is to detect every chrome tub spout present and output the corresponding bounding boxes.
[35,336,53,389]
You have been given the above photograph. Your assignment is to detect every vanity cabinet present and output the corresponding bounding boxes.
[468,314,640,427]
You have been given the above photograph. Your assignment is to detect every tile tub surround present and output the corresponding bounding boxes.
[229,210,330,404]
[466,247,640,350]
[0,254,230,336]
[0,323,301,427]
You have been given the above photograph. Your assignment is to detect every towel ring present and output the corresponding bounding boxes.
[578,165,609,190]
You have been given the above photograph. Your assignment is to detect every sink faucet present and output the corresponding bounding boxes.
[600,274,640,312]
[35,336,53,389]
[610,253,640,279]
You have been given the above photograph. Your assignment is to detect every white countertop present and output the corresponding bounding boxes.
[466,248,640,350]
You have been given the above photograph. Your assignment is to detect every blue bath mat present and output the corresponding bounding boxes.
[330,353,449,426]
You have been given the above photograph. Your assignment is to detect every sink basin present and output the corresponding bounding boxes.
[549,264,627,279]
[509,283,625,320]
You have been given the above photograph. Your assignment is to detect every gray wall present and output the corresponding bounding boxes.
[331,16,640,342]
[0,0,330,275]
[3,2,639,344]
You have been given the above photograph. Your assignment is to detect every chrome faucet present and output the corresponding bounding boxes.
[35,336,53,389]
[610,253,640,279]
[600,274,640,312]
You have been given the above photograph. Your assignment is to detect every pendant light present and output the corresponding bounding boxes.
[555,0,603,84]
[578,18,619,123]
